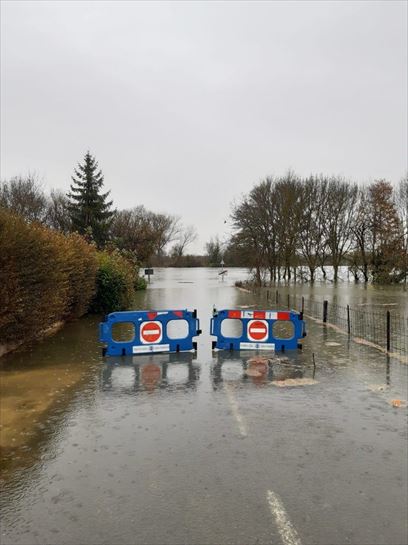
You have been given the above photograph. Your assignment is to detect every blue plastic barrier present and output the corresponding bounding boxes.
[210,309,306,352]
[100,309,201,356]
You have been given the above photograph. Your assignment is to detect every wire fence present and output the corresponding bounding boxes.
[256,288,408,356]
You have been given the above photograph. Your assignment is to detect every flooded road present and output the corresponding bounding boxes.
[1,268,407,545]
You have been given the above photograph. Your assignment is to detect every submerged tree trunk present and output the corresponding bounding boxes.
[254,263,263,286]
[363,263,369,282]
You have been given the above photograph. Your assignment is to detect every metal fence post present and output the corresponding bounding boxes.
[323,300,328,323]
[287,294,290,309]
[266,290,269,301]
[386,311,391,352]
[347,305,350,335]
[301,296,304,315]
[276,290,279,304]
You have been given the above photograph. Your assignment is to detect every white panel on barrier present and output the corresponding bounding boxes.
[240,342,275,350]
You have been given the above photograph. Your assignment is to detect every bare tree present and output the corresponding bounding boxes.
[111,206,156,263]
[45,190,72,233]
[273,173,302,282]
[351,186,371,282]
[111,207,181,264]
[205,236,224,266]
[325,177,358,281]
[231,192,269,284]
[150,213,180,258]
[396,174,408,283]
[0,174,47,222]
[171,225,197,258]
[298,176,328,282]
[252,178,277,283]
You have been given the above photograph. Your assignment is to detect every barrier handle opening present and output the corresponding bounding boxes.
[196,318,202,335]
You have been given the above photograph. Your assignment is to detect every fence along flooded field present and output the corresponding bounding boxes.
[241,265,407,357]
[248,288,408,358]
[0,267,407,545]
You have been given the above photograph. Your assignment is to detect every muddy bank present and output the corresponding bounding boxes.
[0,315,101,477]
[0,363,90,476]
[0,321,65,358]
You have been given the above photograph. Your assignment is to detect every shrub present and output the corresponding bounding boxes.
[0,209,97,346]
[134,274,147,291]
[89,250,138,314]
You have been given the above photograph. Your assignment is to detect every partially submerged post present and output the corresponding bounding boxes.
[386,311,391,352]
[218,259,228,281]
[323,300,328,323]
[144,268,154,283]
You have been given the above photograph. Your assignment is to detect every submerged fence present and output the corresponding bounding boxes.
[257,289,408,356]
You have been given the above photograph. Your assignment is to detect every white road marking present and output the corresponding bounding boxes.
[224,383,247,437]
[267,489,302,545]
[224,383,301,545]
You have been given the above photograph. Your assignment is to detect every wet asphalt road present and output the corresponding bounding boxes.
[1,268,407,545]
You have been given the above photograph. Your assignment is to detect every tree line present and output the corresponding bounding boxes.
[225,173,407,284]
[2,154,407,283]
[0,151,197,266]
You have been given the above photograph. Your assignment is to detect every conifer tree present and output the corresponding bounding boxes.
[67,152,114,247]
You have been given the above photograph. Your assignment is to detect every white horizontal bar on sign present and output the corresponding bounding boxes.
[266,312,277,320]
[132,344,170,354]
[242,311,254,319]
[240,342,275,350]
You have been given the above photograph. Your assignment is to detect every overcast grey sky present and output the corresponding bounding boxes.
[1,1,407,253]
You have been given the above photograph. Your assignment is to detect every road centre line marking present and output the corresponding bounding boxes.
[224,383,247,437]
[267,489,302,545]
[223,387,301,544]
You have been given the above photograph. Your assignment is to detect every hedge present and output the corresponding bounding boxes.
[0,209,98,346]
[0,209,147,351]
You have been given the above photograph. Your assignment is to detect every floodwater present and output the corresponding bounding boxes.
[248,265,408,314]
[1,268,407,545]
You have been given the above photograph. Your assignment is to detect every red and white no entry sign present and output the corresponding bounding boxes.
[140,321,162,344]
[247,319,268,342]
